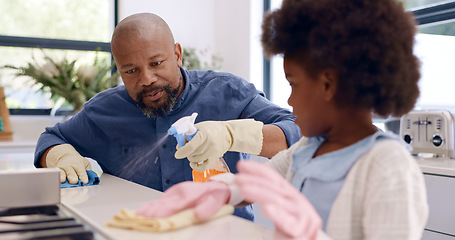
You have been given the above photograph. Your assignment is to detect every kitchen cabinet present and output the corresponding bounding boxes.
[418,158,455,239]
[422,230,455,240]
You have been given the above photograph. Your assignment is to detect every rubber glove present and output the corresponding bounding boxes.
[46,144,92,184]
[235,161,322,239]
[137,181,230,221]
[175,119,263,171]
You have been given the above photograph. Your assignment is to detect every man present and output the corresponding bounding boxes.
[34,13,300,221]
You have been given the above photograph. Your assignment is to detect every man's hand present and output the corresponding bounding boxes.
[174,119,263,171]
[46,144,92,184]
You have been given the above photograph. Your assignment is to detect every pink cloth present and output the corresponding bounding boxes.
[235,161,322,239]
[137,181,230,221]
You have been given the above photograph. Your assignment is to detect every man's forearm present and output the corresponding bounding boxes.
[259,124,288,158]
[39,146,55,168]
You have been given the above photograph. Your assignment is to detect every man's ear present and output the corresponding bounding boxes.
[175,42,183,67]
[320,69,338,102]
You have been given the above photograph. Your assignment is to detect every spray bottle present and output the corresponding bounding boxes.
[168,113,230,182]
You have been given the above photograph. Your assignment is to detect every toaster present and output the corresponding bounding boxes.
[400,110,455,158]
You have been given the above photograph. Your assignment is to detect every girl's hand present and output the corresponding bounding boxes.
[235,161,322,239]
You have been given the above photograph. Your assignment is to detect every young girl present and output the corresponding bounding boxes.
[137,0,428,239]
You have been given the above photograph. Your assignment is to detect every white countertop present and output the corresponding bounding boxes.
[2,151,455,239]
[60,173,287,240]
[0,153,286,239]
[415,157,455,177]
[0,139,36,154]
[0,139,36,148]
[0,152,286,239]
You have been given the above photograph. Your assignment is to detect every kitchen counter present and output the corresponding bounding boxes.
[2,151,455,239]
[0,115,65,153]
[0,139,36,154]
[61,174,287,240]
[416,156,455,239]
[415,157,455,177]
[0,152,287,239]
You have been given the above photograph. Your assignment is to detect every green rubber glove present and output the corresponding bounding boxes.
[175,119,264,171]
[46,144,92,184]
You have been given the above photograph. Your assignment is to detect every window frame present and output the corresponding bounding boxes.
[263,0,272,100]
[0,0,118,115]
[412,1,455,25]
[0,36,111,52]
[263,0,455,104]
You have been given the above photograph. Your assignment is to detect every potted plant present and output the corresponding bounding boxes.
[182,47,223,70]
[2,51,119,113]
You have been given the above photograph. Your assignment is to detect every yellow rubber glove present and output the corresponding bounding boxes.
[175,119,263,171]
[46,144,92,184]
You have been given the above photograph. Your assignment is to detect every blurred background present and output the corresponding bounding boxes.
[0,0,454,114]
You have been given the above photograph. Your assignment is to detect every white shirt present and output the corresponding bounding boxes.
[268,137,429,240]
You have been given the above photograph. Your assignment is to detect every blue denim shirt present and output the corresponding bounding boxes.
[34,68,301,221]
[291,131,405,230]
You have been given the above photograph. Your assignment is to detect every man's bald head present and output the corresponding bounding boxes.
[109,13,184,118]
[111,13,175,51]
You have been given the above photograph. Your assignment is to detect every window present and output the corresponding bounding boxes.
[400,0,451,9]
[266,0,291,111]
[403,0,455,110]
[0,0,115,113]
[266,0,455,112]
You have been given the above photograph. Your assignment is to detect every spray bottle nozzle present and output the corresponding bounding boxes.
[167,112,198,148]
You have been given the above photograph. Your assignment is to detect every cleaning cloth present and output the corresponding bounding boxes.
[105,205,234,232]
[60,170,100,188]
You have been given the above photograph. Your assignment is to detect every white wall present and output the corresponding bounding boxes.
[118,0,263,84]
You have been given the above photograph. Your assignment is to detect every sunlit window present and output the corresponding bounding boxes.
[399,0,450,9]
[267,0,455,112]
[0,0,114,113]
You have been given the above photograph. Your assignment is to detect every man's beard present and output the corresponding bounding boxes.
[136,84,180,118]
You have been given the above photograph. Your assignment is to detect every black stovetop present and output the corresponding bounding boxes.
[0,204,109,240]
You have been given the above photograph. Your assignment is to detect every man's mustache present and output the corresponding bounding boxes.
[139,85,167,96]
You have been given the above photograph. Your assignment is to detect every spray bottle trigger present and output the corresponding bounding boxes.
[167,126,186,148]
[168,112,199,148]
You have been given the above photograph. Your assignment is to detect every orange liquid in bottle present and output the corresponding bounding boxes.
[192,169,227,182]
[192,157,230,182]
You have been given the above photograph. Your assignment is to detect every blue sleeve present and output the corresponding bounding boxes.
[33,86,131,169]
[34,110,106,168]
[240,93,301,147]
[189,70,302,147]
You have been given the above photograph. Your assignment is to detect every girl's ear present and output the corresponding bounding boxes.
[319,69,338,102]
